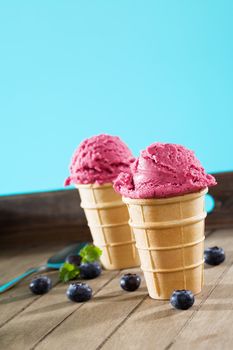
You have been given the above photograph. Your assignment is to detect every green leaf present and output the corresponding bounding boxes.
[59,262,80,282]
[79,244,102,263]
[59,245,102,282]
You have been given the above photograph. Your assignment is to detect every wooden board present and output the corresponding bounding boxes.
[0,228,233,350]
[1,172,233,248]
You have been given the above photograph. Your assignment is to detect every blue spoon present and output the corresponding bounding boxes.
[0,242,87,293]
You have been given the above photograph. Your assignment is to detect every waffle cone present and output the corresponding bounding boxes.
[123,189,207,299]
[76,183,140,270]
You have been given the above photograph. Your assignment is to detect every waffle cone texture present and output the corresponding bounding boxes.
[123,189,207,300]
[76,183,140,270]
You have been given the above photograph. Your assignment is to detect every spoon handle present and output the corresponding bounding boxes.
[0,266,47,293]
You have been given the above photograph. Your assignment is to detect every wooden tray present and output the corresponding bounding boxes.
[1,172,233,248]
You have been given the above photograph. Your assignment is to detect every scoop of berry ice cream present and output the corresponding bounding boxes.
[114,142,216,199]
[65,134,134,186]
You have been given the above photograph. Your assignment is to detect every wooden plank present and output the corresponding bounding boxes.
[206,172,233,229]
[0,245,63,327]
[1,230,220,347]
[169,232,233,349]
[34,268,146,350]
[96,228,233,350]
[0,269,119,350]
[0,226,91,249]
[0,244,61,279]
[0,189,84,233]
[0,271,59,329]
[0,189,91,247]
[0,230,231,350]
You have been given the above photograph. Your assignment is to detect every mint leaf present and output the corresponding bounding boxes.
[59,262,80,282]
[79,244,102,263]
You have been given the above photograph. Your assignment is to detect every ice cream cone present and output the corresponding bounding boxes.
[76,183,140,270]
[123,189,207,300]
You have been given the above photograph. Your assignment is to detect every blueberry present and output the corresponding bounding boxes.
[79,262,102,279]
[66,282,92,302]
[29,276,52,295]
[204,246,225,266]
[65,255,82,266]
[170,290,195,310]
[120,273,141,292]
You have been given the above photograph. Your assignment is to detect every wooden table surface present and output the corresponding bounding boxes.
[1,228,233,350]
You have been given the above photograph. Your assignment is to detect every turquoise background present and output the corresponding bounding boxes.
[0,1,232,195]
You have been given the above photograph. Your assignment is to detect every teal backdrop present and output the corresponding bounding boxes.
[0,1,233,195]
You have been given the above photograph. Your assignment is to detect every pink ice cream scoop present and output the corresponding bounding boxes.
[114,142,217,199]
[65,134,134,186]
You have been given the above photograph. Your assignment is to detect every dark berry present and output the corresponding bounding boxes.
[66,282,92,302]
[65,255,82,266]
[29,276,52,295]
[204,246,225,266]
[79,262,102,279]
[120,273,141,292]
[170,290,195,310]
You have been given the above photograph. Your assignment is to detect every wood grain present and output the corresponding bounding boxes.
[171,263,233,349]
[99,229,233,350]
[0,244,63,328]
[0,172,232,248]
[0,189,91,247]
[170,230,233,349]
[0,229,232,350]
[35,269,146,350]
[0,270,119,350]
[206,172,233,229]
